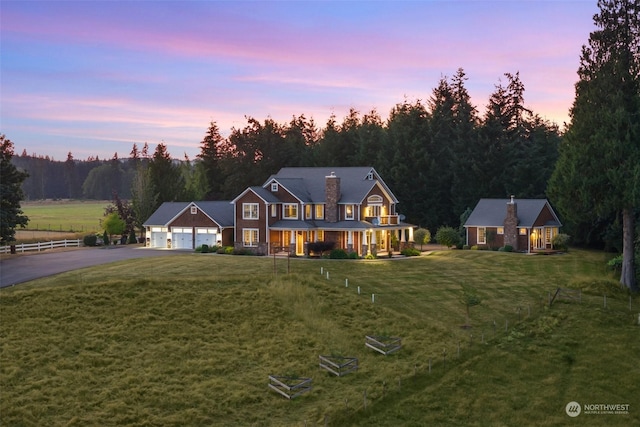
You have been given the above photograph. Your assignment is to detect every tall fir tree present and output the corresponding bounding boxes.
[548,0,639,291]
[0,135,29,243]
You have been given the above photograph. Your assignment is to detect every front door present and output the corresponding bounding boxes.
[296,231,305,256]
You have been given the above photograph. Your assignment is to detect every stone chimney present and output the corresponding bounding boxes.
[504,196,518,250]
[325,172,340,223]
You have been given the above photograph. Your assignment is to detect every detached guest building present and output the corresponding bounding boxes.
[463,197,562,253]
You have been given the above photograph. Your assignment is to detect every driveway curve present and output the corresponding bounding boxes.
[0,246,185,288]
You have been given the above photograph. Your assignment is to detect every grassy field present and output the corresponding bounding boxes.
[21,199,110,234]
[1,250,637,426]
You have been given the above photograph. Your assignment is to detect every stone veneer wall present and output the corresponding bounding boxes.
[325,173,340,223]
[504,201,519,250]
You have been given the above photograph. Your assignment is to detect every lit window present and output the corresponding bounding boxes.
[271,204,277,217]
[243,203,259,220]
[519,228,527,235]
[345,204,354,220]
[283,204,298,219]
[305,205,312,219]
[315,204,324,219]
[497,227,504,235]
[478,227,486,244]
[243,229,258,247]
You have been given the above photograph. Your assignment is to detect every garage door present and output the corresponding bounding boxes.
[172,227,193,249]
[195,228,217,248]
[150,228,168,248]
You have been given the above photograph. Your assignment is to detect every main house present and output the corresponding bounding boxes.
[463,197,562,252]
[143,167,415,256]
[232,167,414,256]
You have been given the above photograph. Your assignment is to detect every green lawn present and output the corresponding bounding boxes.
[1,250,637,426]
[21,200,110,233]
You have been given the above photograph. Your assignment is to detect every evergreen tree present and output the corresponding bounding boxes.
[0,135,29,244]
[548,0,639,291]
[148,143,184,207]
[197,122,225,200]
[131,163,157,239]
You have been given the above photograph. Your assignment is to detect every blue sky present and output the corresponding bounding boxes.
[1,1,598,161]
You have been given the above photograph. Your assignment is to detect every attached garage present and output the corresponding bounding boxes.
[195,227,218,248]
[171,227,193,249]
[143,201,234,251]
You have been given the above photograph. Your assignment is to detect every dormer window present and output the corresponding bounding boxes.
[271,183,278,192]
[366,172,374,180]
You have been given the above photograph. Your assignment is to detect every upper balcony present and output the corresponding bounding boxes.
[365,215,399,226]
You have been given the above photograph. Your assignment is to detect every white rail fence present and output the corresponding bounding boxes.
[0,239,82,254]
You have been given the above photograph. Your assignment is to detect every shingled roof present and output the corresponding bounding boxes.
[464,198,561,228]
[143,201,234,227]
[264,167,398,204]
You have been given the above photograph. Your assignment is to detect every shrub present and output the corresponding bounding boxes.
[552,233,571,251]
[83,234,98,246]
[348,251,358,259]
[308,241,335,256]
[607,254,623,272]
[471,245,479,250]
[462,245,470,250]
[128,232,138,244]
[364,253,376,259]
[330,248,348,259]
[401,247,421,256]
[413,228,431,249]
[435,226,461,248]
[503,245,513,252]
[103,230,109,246]
[224,246,234,254]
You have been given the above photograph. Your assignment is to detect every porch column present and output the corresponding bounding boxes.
[371,229,377,255]
[290,229,296,254]
[347,230,353,253]
[361,230,368,255]
[408,227,414,243]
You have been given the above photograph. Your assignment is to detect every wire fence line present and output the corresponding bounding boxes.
[287,266,640,425]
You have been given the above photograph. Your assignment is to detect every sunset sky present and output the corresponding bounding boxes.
[1,1,598,161]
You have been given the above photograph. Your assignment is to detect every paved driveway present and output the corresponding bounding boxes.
[0,246,184,288]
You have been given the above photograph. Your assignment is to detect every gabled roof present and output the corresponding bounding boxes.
[263,167,398,204]
[143,202,190,227]
[196,201,234,227]
[231,186,280,204]
[143,201,234,228]
[464,198,562,228]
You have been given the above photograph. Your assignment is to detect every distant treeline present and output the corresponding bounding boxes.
[12,70,561,235]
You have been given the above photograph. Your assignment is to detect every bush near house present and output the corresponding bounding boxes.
[401,247,421,256]
[552,233,571,251]
[435,226,461,249]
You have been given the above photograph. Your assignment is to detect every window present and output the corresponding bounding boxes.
[305,204,312,219]
[243,203,259,220]
[190,206,197,215]
[283,204,298,219]
[315,204,324,219]
[497,227,504,235]
[271,204,277,217]
[366,172,373,180]
[243,229,258,247]
[345,204,354,220]
[519,228,527,235]
[478,227,486,244]
[317,230,324,241]
[271,183,278,192]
